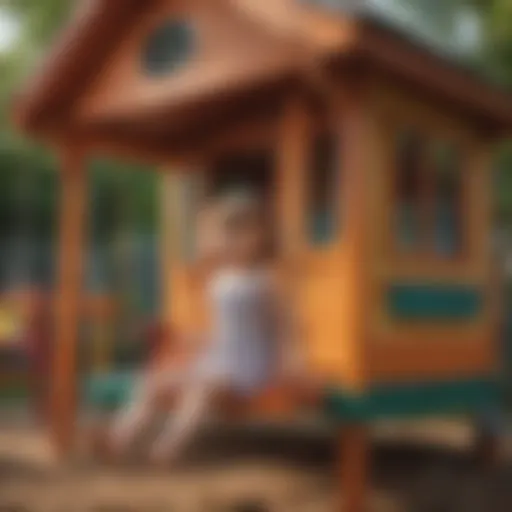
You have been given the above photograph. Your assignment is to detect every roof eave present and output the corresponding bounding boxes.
[12,0,151,135]
[353,21,512,131]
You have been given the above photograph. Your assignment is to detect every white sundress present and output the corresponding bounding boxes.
[193,267,280,396]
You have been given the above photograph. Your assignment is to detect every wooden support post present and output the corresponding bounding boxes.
[339,425,369,512]
[51,146,88,457]
[276,94,309,259]
[339,77,372,389]
[473,410,503,468]
[337,75,372,512]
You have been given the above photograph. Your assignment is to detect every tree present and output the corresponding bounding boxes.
[1,0,71,46]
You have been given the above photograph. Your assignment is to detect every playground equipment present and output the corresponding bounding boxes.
[0,290,37,403]
[0,296,23,345]
[82,294,118,374]
[12,1,512,510]
[0,289,119,415]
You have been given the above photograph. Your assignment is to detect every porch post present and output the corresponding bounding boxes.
[276,94,310,259]
[337,77,373,512]
[51,144,88,457]
[339,425,369,512]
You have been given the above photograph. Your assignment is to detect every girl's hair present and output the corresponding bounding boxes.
[214,187,275,259]
[216,188,262,231]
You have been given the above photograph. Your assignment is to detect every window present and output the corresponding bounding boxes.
[307,131,340,246]
[392,128,465,259]
[433,143,463,256]
[395,130,424,251]
[142,21,194,76]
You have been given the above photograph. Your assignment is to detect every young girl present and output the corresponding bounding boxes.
[105,189,307,464]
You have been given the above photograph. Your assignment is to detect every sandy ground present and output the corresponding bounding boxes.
[0,409,510,511]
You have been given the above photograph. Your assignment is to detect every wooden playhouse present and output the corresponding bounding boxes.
[13,0,512,509]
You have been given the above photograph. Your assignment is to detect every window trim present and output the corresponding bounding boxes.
[388,119,472,266]
[142,20,195,78]
[304,121,344,252]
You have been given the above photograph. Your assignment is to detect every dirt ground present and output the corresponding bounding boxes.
[0,409,510,512]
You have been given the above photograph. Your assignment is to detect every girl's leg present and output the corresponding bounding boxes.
[149,380,221,464]
[109,369,183,455]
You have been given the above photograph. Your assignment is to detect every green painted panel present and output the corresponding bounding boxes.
[83,371,136,409]
[325,378,501,422]
[388,284,483,321]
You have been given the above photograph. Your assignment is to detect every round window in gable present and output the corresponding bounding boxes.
[142,21,194,76]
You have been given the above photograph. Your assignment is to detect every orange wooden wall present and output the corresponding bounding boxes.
[364,83,498,385]
[159,77,498,391]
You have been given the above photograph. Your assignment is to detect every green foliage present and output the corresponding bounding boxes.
[1,0,71,45]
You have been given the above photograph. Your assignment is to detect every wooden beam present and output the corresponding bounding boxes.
[50,144,89,457]
[357,22,512,131]
[340,76,373,390]
[276,94,310,259]
[339,425,369,512]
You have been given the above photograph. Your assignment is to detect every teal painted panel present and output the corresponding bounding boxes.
[388,284,482,320]
[325,378,501,422]
[85,372,501,423]
[83,371,136,409]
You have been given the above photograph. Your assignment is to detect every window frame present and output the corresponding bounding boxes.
[142,20,195,78]
[388,119,472,266]
[304,119,344,252]
[430,138,467,259]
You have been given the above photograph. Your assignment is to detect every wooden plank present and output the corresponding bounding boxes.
[275,94,310,259]
[339,425,369,512]
[74,0,298,125]
[338,77,374,390]
[50,145,88,457]
[368,337,496,383]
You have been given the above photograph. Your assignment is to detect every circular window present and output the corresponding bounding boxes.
[142,21,194,76]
